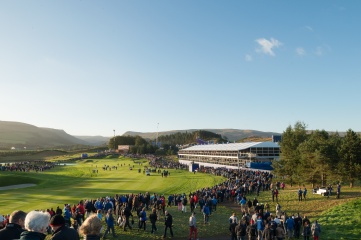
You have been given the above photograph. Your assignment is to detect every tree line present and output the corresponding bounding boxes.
[158,130,227,145]
[273,122,361,188]
[108,130,227,156]
[108,135,158,155]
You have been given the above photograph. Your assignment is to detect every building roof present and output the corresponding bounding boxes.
[180,142,279,152]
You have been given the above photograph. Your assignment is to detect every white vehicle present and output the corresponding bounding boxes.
[146,170,150,176]
[312,187,329,196]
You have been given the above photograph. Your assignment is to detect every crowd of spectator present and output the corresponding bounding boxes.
[0,161,56,172]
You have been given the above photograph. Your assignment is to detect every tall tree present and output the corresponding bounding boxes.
[339,129,361,188]
[298,130,336,187]
[274,122,308,186]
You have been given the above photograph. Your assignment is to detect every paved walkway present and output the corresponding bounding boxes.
[0,183,36,191]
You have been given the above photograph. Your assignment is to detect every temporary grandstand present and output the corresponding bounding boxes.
[178,142,280,170]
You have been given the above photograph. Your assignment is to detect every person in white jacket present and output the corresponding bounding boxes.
[189,212,198,240]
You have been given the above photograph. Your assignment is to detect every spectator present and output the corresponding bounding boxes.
[212,196,218,211]
[240,197,247,212]
[275,224,285,240]
[235,220,247,240]
[19,210,50,240]
[246,223,257,240]
[182,196,188,213]
[298,188,303,201]
[0,210,27,240]
[229,212,238,225]
[229,217,237,240]
[202,204,210,224]
[55,207,62,216]
[79,215,102,240]
[50,214,79,240]
[285,216,295,240]
[262,223,272,240]
[188,212,198,240]
[103,209,116,238]
[149,208,158,234]
[76,200,85,225]
[63,205,72,227]
[256,215,264,240]
[311,220,321,240]
[303,222,311,240]
[163,210,174,238]
[138,207,147,231]
[276,203,282,218]
[336,184,341,199]
[294,213,302,238]
[122,203,133,231]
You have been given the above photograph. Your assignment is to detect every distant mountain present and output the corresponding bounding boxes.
[123,129,282,142]
[74,135,109,146]
[0,121,89,149]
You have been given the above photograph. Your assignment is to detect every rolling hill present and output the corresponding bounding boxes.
[123,128,282,142]
[74,135,109,146]
[0,121,89,149]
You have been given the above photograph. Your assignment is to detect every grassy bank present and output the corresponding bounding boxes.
[241,183,361,240]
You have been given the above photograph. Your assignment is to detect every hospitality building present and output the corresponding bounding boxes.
[178,142,280,169]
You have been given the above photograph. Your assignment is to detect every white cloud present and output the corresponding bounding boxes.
[296,47,306,56]
[245,54,253,62]
[255,38,282,56]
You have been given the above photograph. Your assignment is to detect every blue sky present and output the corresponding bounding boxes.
[1,1,361,136]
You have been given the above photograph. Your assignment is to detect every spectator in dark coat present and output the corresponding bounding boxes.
[149,208,158,233]
[303,222,311,240]
[123,203,133,231]
[262,224,273,240]
[163,210,174,238]
[0,210,27,240]
[50,214,79,240]
[235,220,247,240]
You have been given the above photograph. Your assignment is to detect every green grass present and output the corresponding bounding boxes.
[318,198,361,240]
[0,157,231,239]
[248,184,361,240]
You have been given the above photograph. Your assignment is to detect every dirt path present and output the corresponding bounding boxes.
[0,183,36,191]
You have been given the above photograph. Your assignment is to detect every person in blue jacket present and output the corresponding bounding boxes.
[63,205,72,227]
[285,216,295,239]
[139,207,147,231]
[103,209,116,238]
[212,196,218,211]
[256,215,264,239]
[202,204,210,224]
